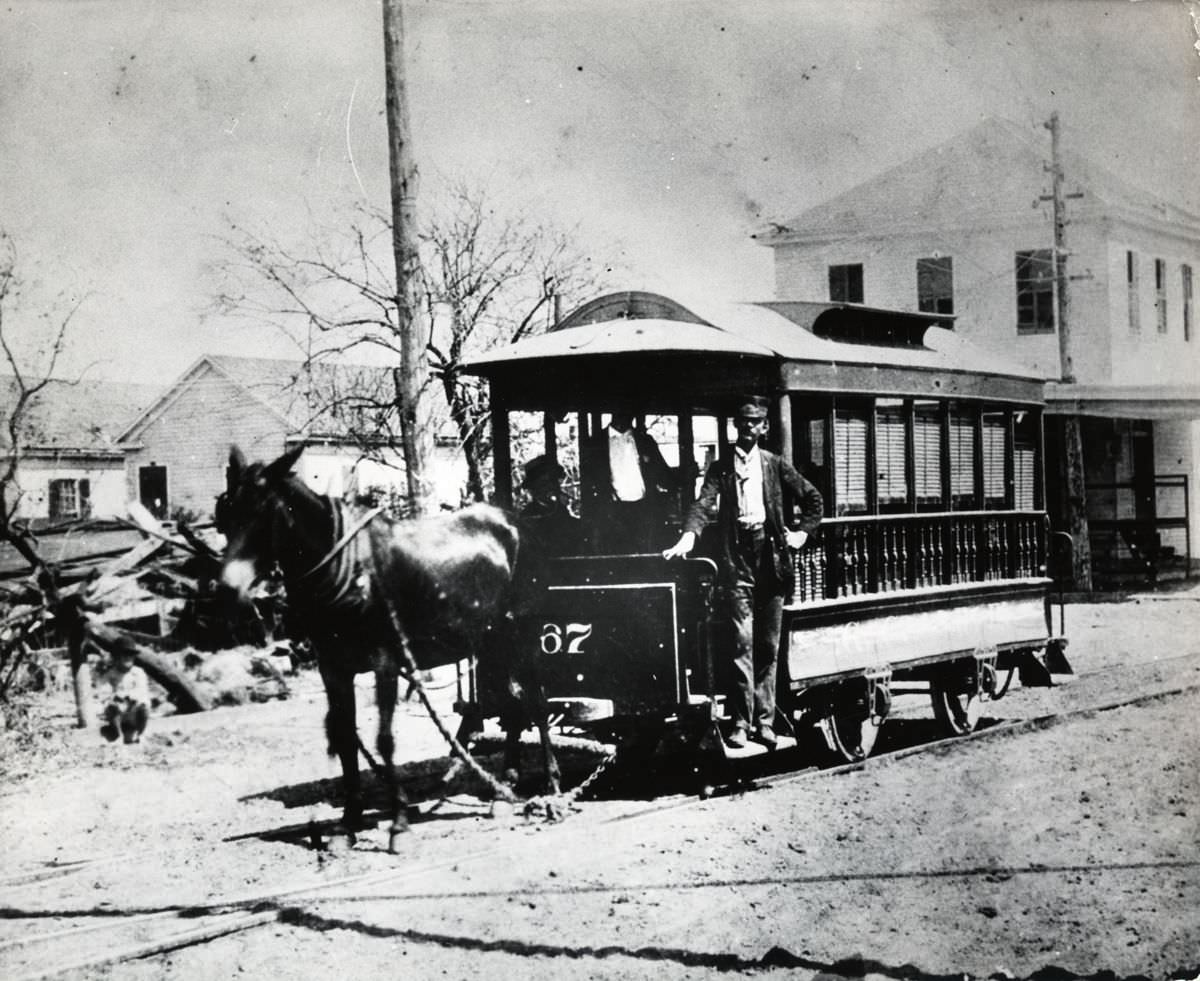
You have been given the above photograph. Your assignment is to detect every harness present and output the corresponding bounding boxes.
[287,500,383,612]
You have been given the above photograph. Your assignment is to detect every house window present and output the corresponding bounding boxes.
[1127,250,1140,332]
[1155,258,1168,333]
[49,478,90,520]
[1015,250,1055,333]
[1184,264,1194,342]
[828,263,864,304]
[917,256,954,315]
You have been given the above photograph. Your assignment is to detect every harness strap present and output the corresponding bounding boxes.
[296,504,384,583]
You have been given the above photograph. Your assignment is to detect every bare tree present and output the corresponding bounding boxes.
[0,231,87,534]
[214,180,614,503]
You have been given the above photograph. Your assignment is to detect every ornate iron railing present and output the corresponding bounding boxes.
[789,510,1048,605]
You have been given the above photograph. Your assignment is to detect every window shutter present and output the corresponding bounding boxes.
[1014,444,1035,510]
[834,410,868,515]
[982,414,1006,506]
[949,408,975,506]
[874,404,906,507]
[913,403,942,507]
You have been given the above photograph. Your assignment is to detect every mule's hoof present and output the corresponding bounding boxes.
[388,826,408,854]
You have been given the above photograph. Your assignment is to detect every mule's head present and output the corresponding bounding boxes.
[216,444,306,599]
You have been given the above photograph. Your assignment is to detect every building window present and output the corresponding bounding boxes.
[1015,250,1055,333]
[828,263,864,304]
[48,478,90,520]
[917,256,954,314]
[1127,250,1140,332]
[1182,264,1193,342]
[1155,258,1168,333]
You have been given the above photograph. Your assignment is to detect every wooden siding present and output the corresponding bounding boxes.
[121,365,286,519]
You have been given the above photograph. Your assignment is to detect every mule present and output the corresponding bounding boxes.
[216,444,561,851]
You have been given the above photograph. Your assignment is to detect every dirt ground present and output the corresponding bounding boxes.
[1,585,1199,981]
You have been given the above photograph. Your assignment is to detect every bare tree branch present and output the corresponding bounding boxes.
[211,179,618,503]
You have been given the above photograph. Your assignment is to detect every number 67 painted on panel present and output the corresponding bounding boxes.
[539,622,593,655]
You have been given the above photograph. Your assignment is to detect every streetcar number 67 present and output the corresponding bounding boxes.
[540,622,593,655]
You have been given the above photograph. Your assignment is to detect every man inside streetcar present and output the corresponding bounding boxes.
[662,396,823,750]
[581,413,678,553]
[518,454,582,558]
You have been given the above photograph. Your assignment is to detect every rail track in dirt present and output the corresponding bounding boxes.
[3,654,1199,981]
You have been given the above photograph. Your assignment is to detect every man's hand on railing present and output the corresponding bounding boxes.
[662,531,696,560]
[785,529,809,550]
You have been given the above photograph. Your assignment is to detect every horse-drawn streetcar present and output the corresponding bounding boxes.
[463,290,1072,769]
[219,289,1074,845]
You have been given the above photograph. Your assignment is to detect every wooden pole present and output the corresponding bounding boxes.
[382,0,428,514]
[1045,112,1093,590]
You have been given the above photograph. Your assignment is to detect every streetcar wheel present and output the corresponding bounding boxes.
[822,711,882,764]
[929,680,988,736]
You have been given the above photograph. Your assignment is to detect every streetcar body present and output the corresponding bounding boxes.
[464,291,1070,762]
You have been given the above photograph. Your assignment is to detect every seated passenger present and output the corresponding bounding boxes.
[519,455,582,558]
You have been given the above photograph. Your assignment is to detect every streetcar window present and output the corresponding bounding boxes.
[1014,411,1038,510]
[791,398,830,509]
[874,399,908,513]
[834,407,869,515]
[949,405,977,509]
[913,400,944,511]
[982,411,1008,509]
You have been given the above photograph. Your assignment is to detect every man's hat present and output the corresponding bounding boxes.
[734,395,770,419]
[524,455,565,484]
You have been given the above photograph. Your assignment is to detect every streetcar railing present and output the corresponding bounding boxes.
[790,510,1049,604]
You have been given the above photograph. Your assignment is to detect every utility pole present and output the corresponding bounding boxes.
[382,0,429,514]
[1044,112,1093,590]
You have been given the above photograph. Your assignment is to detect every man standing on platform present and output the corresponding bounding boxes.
[663,396,823,749]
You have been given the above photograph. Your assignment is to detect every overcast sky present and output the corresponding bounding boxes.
[1,0,1197,384]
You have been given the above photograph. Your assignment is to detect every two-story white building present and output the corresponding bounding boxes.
[755,118,1200,584]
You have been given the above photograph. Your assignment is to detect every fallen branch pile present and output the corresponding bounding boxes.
[0,504,293,734]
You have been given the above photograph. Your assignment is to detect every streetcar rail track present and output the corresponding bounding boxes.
[3,677,1199,980]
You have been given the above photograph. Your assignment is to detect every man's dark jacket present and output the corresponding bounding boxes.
[683,448,823,592]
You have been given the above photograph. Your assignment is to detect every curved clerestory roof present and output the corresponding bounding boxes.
[464,289,1039,383]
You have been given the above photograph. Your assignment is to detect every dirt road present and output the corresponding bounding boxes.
[1,587,1198,980]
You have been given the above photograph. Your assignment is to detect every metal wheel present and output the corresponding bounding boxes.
[822,710,883,763]
[929,679,989,736]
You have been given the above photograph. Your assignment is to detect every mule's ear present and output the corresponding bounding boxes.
[264,442,305,483]
[228,446,246,488]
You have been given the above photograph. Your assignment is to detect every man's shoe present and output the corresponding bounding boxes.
[752,728,778,751]
[726,725,750,749]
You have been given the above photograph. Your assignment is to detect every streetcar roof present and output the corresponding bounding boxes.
[464,292,1039,383]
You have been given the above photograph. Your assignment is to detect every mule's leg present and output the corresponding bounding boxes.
[535,712,562,795]
[500,705,524,788]
[374,666,410,853]
[320,664,365,835]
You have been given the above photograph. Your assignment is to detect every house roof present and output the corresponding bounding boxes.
[118,354,399,445]
[1,376,160,455]
[756,117,1200,244]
